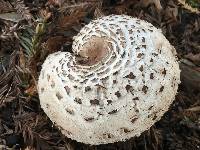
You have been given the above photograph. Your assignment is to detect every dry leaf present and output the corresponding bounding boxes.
[46,36,71,53]
[19,48,26,70]
[25,81,37,96]
[24,146,36,150]
[94,7,105,18]
[39,9,52,21]
[57,11,86,29]
[0,12,23,22]
[186,106,200,112]
[164,0,179,22]
[177,0,200,14]
[140,0,162,10]
[47,0,64,7]
[185,53,200,65]
[0,0,14,13]
[180,61,200,92]
[15,0,33,20]
[0,144,11,150]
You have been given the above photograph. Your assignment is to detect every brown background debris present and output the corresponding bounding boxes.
[0,0,200,149]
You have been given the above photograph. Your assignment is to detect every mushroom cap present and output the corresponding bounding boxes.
[38,15,180,145]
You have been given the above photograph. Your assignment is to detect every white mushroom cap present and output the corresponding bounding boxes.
[38,15,180,145]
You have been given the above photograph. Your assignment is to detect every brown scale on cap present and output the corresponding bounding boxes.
[56,92,63,100]
[125,72,136,79]
[90,99,100,105]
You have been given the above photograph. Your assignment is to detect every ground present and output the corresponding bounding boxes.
[0,0,200,150]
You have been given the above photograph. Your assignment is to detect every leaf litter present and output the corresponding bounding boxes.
[0,0,200,149]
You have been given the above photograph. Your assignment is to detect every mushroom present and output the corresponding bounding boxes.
[38,15,180,145]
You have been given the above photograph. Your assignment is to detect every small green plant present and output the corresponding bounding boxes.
[19,21,46,58]
[186,0,200,8]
